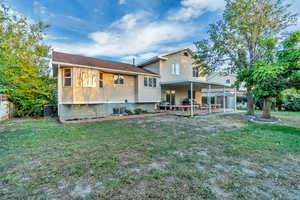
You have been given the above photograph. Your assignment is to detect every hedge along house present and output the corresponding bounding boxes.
[52,51,161,121]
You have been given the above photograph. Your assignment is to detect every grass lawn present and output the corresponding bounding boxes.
[0,112,299,199]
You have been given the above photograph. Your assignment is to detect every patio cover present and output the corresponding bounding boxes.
[160,80,232,89]
[160,80,236,116]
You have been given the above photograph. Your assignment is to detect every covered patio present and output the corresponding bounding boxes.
[159,80,237,116]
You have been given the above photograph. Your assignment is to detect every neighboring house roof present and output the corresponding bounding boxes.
[137,47,194,67]
[206,72,237,81]
[52,51,158,76]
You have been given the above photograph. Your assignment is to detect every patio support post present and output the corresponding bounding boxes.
[190,82,194,117]
[223,86,226,113]
[208,84,212,113]
[234,87,237,112]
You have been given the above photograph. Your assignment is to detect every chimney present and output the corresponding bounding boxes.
[132,58,136,66]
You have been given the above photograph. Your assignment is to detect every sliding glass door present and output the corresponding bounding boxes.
[166,90,176,105]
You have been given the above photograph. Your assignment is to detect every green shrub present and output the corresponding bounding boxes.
[125,110,134,115]
[283,95,300,111]
[134,108,148,115]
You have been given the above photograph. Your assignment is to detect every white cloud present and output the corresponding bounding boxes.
[118,0,126,5]
[169,0,225,21]
[52,11,197,61]
[33,1,55,18]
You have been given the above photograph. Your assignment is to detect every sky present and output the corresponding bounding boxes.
[5,0,300,64]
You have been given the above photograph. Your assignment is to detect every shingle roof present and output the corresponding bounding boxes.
[52,51,158,76]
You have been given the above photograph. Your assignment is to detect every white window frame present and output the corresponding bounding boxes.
[193,67,199,77]
[171,64,176,74]
[144,77,148,87]
[175,63,180,75]
[171,63,180,75]
[113,74,124,85]
[63,68,72,87]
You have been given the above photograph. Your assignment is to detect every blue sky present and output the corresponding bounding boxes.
[6,0,300,64]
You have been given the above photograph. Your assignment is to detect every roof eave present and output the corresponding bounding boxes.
[52,61,160,77]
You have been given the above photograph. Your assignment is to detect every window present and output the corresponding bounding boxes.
[81,71,97,87]
[183,52,189,56]
[171,64,176,74]
[99,72,103,88]
[114,75,124,85]
[193,67,199,77]
[63,68,72,87]
[149,77,153,87]
[145,77,157,88]
[153,78,157,87]
[171,63,180,75]
[226,79,231,84]
[188,90,196,100]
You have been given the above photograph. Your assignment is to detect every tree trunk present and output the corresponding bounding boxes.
[262,97,272,119]
[246,89,254,115]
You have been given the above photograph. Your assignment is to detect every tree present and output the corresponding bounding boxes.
[193,0,297,115]
[0,3,55,117]
[237,32,300,119]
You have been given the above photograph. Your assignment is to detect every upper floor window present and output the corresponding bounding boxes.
[63,68,72,87]
[183,52,189,56]
[144,77,148,87]
[114,74,124,85]
[226,79,231,84]
[171,63,180,75]
[192,67,199,77]
[99,72,103,88]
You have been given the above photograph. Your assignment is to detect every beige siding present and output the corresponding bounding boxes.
[161,86,202,105]
[136,75,161,102]
[60,66,136,103]
[143,61,160,74]
[207,74,236,86]
[159,51,206,82]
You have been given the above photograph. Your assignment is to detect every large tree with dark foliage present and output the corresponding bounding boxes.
[193,0,297,115]
[238,32,300,119]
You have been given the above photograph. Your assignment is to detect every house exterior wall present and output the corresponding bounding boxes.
[159,51,206,82]
[206,74,236,87]
[60,66,137,103]
[161,86,202,105]
[136,74,161,103]
[58,65,160,120]
[59,103,156,120]
[143,61,160,74]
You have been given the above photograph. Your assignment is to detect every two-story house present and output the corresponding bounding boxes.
[138,48,235,111]
[52,51,161,120]
[53,48,236,120]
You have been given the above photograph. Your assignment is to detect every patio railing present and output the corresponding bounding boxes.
[158,104,228,116]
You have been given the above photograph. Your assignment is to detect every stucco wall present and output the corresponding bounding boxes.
[143,61,160,74]
[160,51,206,82]
[136,74,161,103]
[60,67,136,103]
[59,103,156,120]
[161,86,202,105]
